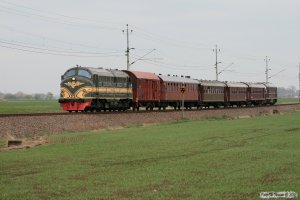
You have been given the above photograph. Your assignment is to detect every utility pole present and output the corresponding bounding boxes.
[213,45,221,81]
[264,56,271,83]
[122,24,133,70]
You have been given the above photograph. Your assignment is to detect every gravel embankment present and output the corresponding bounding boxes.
[1,104,300,139]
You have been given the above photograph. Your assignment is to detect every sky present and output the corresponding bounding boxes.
[1,0,300,94]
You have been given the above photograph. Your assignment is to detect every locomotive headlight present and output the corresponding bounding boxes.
[72,77,76,81]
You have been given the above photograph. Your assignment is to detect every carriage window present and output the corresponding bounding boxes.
[65,69,76,78]
[78,69,91,78]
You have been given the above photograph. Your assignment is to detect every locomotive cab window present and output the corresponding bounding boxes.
[65,69,76,78]
[78,69,92,79]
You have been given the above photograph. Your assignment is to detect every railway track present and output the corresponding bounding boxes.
[0,103,299,118]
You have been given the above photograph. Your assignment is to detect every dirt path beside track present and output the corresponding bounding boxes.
[1,104,300,140]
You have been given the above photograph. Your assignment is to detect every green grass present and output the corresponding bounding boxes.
[0,138,6,148]
[0,100,61,114]
[277,97,299,104]
[0,112,300,200]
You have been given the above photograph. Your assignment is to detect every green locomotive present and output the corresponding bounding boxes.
[59,66,132,112]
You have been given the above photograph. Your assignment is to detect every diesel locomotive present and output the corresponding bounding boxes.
[59,66,277,112]
[59,66,132,112]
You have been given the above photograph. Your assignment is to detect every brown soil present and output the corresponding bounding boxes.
[0,104,299,150]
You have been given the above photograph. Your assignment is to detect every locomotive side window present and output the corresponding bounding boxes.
[65,69,76,78]
[115,77,127,87]
[78,69,92,79]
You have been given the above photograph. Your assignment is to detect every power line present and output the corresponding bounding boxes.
[0,44,123,57]
[130,49,156,66]
[0,0,122,26]
[0,24,120,51]
[134,30,212,51]
[0,39,122,55]
[0,4,119,31]
[135,58,212,70]
[134,27,212,49]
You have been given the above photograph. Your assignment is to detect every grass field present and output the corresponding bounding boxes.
[277,98,299,104]
[277,97,299,104]
[0,100,61,114]
[0,112,299,200]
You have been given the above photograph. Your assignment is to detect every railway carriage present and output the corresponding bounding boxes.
[263,83,277,105]
[224,82,248,107]
[124,70,160,111]
[244,83,266,105]
[158,75,199,109]
[199,81,227,108]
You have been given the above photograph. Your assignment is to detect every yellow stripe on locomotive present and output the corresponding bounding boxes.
[60,86,132,99]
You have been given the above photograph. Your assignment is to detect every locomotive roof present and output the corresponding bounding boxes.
[158,75,199,84]
[242,82,266,88]
[125,70,160,80]
[86,67,129,78]
[199,81,227,87]
[224,82,248,88]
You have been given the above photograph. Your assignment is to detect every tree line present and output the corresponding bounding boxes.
[0,91,55,100]
[277,86,299,98]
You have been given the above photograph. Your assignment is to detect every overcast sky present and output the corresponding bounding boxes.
[1,0,300,94]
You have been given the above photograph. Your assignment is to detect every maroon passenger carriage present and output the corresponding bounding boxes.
[224,82,248,107]
[199,81,227,108]
[158,75,199,109]
[243,83,266,105]
[263,83,277,105]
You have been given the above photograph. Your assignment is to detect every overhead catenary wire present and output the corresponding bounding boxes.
[0,0,294,70]
[134,27,212,50]
[0,0,122,26]
[0,24,120,51]
[0,4,120,31]
[132,57,213,71]
[0,39,123,55]
[0,0,297,85]
[0,44,124,57]
[0,0,284,67]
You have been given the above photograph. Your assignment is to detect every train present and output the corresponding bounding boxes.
[59,66,277,112]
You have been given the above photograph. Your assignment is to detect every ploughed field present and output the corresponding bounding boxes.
[0,112,299,200]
